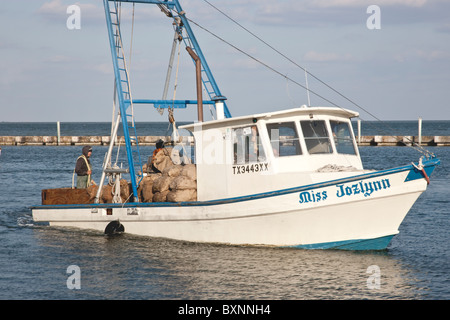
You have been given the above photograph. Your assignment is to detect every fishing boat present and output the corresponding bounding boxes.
[32,0,440,250]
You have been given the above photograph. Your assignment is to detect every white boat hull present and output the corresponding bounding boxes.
[32,160,438,250]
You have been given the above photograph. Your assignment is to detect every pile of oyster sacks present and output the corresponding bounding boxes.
[140,147,197,203]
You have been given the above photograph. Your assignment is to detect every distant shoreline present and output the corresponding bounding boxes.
[1,135,449,147]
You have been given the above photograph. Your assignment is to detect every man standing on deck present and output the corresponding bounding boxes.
[75,146,93,188]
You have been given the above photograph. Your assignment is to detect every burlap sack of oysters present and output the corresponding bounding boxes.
[139,147,197,202]
[86,147,196,203]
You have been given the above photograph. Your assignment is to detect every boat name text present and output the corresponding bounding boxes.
[299,191,328,204]
[299,178,391,204]
[336,178,391,198]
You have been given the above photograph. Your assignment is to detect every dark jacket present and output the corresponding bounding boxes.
[75,146,92,176]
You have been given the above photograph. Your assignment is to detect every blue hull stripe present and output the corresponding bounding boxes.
[32,158,439,210]
[405,163,437,182]
[288,235,395,250]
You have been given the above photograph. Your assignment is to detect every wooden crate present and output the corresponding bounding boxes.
[41,188,92,205]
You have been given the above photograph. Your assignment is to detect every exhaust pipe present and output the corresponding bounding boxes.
[186,47,203,122]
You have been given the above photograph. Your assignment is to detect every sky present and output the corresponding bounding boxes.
[1,0,449,123]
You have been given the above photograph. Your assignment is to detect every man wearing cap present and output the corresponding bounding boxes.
[75,146,93,188]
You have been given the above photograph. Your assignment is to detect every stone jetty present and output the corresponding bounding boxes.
[0,135,192,146]
[1,135,449,146]
[357,135,450,146]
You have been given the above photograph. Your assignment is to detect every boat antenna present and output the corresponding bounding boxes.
[305,69,311,106]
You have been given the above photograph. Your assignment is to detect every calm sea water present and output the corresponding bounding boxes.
[0,121,449,300]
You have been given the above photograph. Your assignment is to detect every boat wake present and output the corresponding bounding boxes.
[17,214,35,228]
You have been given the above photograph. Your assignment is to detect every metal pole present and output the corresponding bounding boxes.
[174,1,231,118]
[95,114,121,203]
[305,69,311,106]
[163,31,181,100]
[418,117,422,146]
[57,121,61,146]
[186,46,203,122]
[357,120,361,145]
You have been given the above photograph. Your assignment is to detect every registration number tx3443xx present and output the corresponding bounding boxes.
[232,162,269,175]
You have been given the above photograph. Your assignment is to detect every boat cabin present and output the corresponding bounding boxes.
[180,106,363,201]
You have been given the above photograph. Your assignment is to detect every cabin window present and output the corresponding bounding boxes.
[233,126,266,164]
[267,122,302,157]
[330,120,357,155]
[300,120,332,154]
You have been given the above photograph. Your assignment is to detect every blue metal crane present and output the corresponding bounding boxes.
[102,0,231,202]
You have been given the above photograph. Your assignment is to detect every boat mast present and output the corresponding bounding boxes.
[102,0,231,202]
[104,0,146,202]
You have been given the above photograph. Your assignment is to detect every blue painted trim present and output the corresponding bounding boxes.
[288,235,395,250]
[125,99,215,107]
[115,0,175,6]
[405,162,438,182]
[32,158,439,210]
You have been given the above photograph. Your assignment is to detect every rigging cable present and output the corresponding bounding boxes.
[167,34,182,143]
[184,17,344,111]
[193,1,433,157]
[200,0,380,121]
[159,1,431,157]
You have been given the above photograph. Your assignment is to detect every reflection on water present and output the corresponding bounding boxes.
[31,227,422,300]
